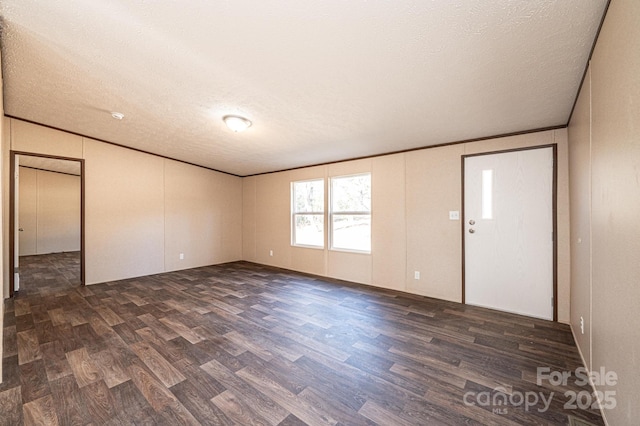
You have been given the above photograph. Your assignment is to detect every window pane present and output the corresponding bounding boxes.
[294,214,324,246]
[482,169,493,219]
[331,175,371,212]
[332,214,371,251]
[294,180,324,213]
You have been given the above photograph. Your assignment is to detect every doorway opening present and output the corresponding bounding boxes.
[9,151,85,297]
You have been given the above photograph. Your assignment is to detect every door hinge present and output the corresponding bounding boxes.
[551,297,554,307]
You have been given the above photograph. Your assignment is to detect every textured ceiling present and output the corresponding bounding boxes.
[0,1,607,176]
[18,155,81,176]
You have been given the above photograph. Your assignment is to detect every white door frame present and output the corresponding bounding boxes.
[461,144,558,321]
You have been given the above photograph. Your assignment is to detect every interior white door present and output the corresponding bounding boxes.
[464,147,554,320]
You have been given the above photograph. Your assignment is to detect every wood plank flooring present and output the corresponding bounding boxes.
[2,253,604,425]
[17,252,81,295]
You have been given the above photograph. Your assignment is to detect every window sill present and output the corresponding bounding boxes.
[291,244,325,250]
[329,247,371,255]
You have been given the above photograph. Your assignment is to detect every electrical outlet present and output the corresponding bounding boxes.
[269,250,273,257]
[580,316,584,334]
[179,253,184,260]
[449,211,460,220]
[414,271,420,280]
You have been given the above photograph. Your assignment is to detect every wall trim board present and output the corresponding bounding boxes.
[11,150,86,164]
[8,153,14,297]
[566,0,612,125]
[552,144,558,322]
[244,125,567,177]
[460,154,465,305]
[80,157,85,286]
[5,115,241,178]
[9,150,85,297]
[460,144,558,321]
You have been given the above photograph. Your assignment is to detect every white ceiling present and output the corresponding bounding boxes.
[18,155,81,176]
[0,1,607,176]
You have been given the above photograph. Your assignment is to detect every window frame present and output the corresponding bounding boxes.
[329,173,372,254]
[291,178,325,249]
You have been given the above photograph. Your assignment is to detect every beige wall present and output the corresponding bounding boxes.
[18,166,38,255]
[84,138,165,283]
[18,166,81,256]
[405,143,464,301]
[569,68,592,369]
[1,118,243,289]
[568,0,640,424]
[164,159,243,272]
[37,170,81,254]
[372,154,406,292]
[243,128,571,322]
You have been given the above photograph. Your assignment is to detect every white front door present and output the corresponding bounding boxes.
[464,147,554,320]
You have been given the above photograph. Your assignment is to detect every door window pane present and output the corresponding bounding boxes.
[482,169,493,219]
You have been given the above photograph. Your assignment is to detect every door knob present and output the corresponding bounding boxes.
[469,220,475,225]
[469,229,475,234]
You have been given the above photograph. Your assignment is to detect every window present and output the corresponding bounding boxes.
[482,169,493,219]
[330,173,371,252]
[291,179,324,247]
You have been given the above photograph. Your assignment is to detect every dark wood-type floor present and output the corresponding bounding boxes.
[16,252,82,296]
[1,253,603,425]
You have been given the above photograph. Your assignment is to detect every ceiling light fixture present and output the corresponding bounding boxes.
[223,115,252,132]
[111,112,125,120]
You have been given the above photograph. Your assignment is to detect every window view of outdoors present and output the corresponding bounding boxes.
[331,174,371,252]
[292,179,324,247]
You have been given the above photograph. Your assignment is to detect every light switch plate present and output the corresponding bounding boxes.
[449,211,460,220]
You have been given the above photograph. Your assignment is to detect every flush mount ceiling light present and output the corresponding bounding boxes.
[223,115,252,132]
[111,111,124,120]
